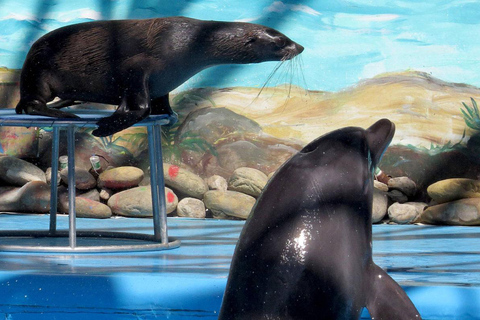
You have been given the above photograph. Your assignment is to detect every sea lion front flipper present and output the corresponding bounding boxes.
[92,108,150,137]
[16,99,80,119]
[151,94,178,126]
[366,264,422,320]
[92,75,151,137]
[150,94,172,115]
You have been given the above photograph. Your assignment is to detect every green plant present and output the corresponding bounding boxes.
[81,128,131,155]
[119,122,217,164]
[461,97,480,131]
[405,130,466,155]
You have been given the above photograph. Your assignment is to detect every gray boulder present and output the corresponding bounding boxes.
[388,176,417,198]
[372,189,388,223]
[416,198,480,226]
[388,202,427,224]
[98,166,144,189]
[108,186,178,217]
[60,167,97,190]
[177,198,206,218]
[163,163,208,199]
[228,167,268,197]
[203,190,256,220]
[0,156,46,186]
[206,175,228,191]
[427,178,480,204]
[0,181,50,213]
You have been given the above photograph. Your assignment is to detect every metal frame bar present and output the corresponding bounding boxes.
[67,125,77,248]
[0,109,180,253]
[49,126,60,235]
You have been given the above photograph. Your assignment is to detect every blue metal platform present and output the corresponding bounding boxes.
[0,214,479,320]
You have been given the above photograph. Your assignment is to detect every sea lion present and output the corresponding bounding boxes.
[219,119,422,320]
[15,17,304,137]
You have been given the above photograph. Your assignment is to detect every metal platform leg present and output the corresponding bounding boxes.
[67,125,77,249]
[154,123,169,245]
[0,109,180,253]
[147,124,169,244]
[49,126,60,235]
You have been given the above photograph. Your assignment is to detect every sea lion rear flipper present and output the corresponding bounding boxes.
[16,99,79,119]
[48,99,81,109]
[366,264,422,320]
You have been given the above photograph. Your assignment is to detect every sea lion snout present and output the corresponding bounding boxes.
[294,43,304,54]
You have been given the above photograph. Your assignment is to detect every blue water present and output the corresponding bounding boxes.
[1,0,480,91]
[0,215,478,319]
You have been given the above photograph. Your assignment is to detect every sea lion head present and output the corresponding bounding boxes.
[205,21,304,64]
[295,119,395,207]
[242,25,304,62]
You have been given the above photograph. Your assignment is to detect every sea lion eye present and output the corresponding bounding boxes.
[274,37,286,48]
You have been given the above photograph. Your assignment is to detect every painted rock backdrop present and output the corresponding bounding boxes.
[1,1,480,225]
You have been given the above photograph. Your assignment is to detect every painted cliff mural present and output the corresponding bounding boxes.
[1,1,480,225]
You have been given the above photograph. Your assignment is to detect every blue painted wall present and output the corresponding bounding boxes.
[1,0,480,91]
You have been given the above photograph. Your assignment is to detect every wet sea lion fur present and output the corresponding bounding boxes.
[219,119,422,320]
[15,17,304,136]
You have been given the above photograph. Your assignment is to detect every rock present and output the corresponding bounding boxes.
[57,186,100,213]
[108,186,178,217]
[37,130,135,171]
[0,181,50,213]
[228,167,268,197]
[177,198,206,218]
[375,170,391,184]
[0,156,46,186]
[174,107,302,178]
[206,175,228,191]
[387,189,409,203]
[60,167,97,190]
[427,178,480,204]
[175,107,263,146]
[416,198,480,226]
[139,172,150,186]
[388,176,417,198]
[79,189,101,202]
[45,167,61,186]
[372,189,388,223]
[98,166,144,189]
[203,190,256,220]
[374,180,389,192]
[388,202,427,224]
[99,188,114,201]
[66,197,112,219]
[213,140,298,177]
[163,163,208,199]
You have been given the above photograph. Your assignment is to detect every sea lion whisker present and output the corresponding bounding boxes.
[255,60,285,99]
[297,55,310,94]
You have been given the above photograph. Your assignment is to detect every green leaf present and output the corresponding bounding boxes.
[471,97,479,117]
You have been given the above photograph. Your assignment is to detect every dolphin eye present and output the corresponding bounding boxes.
[274,37,286,48]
